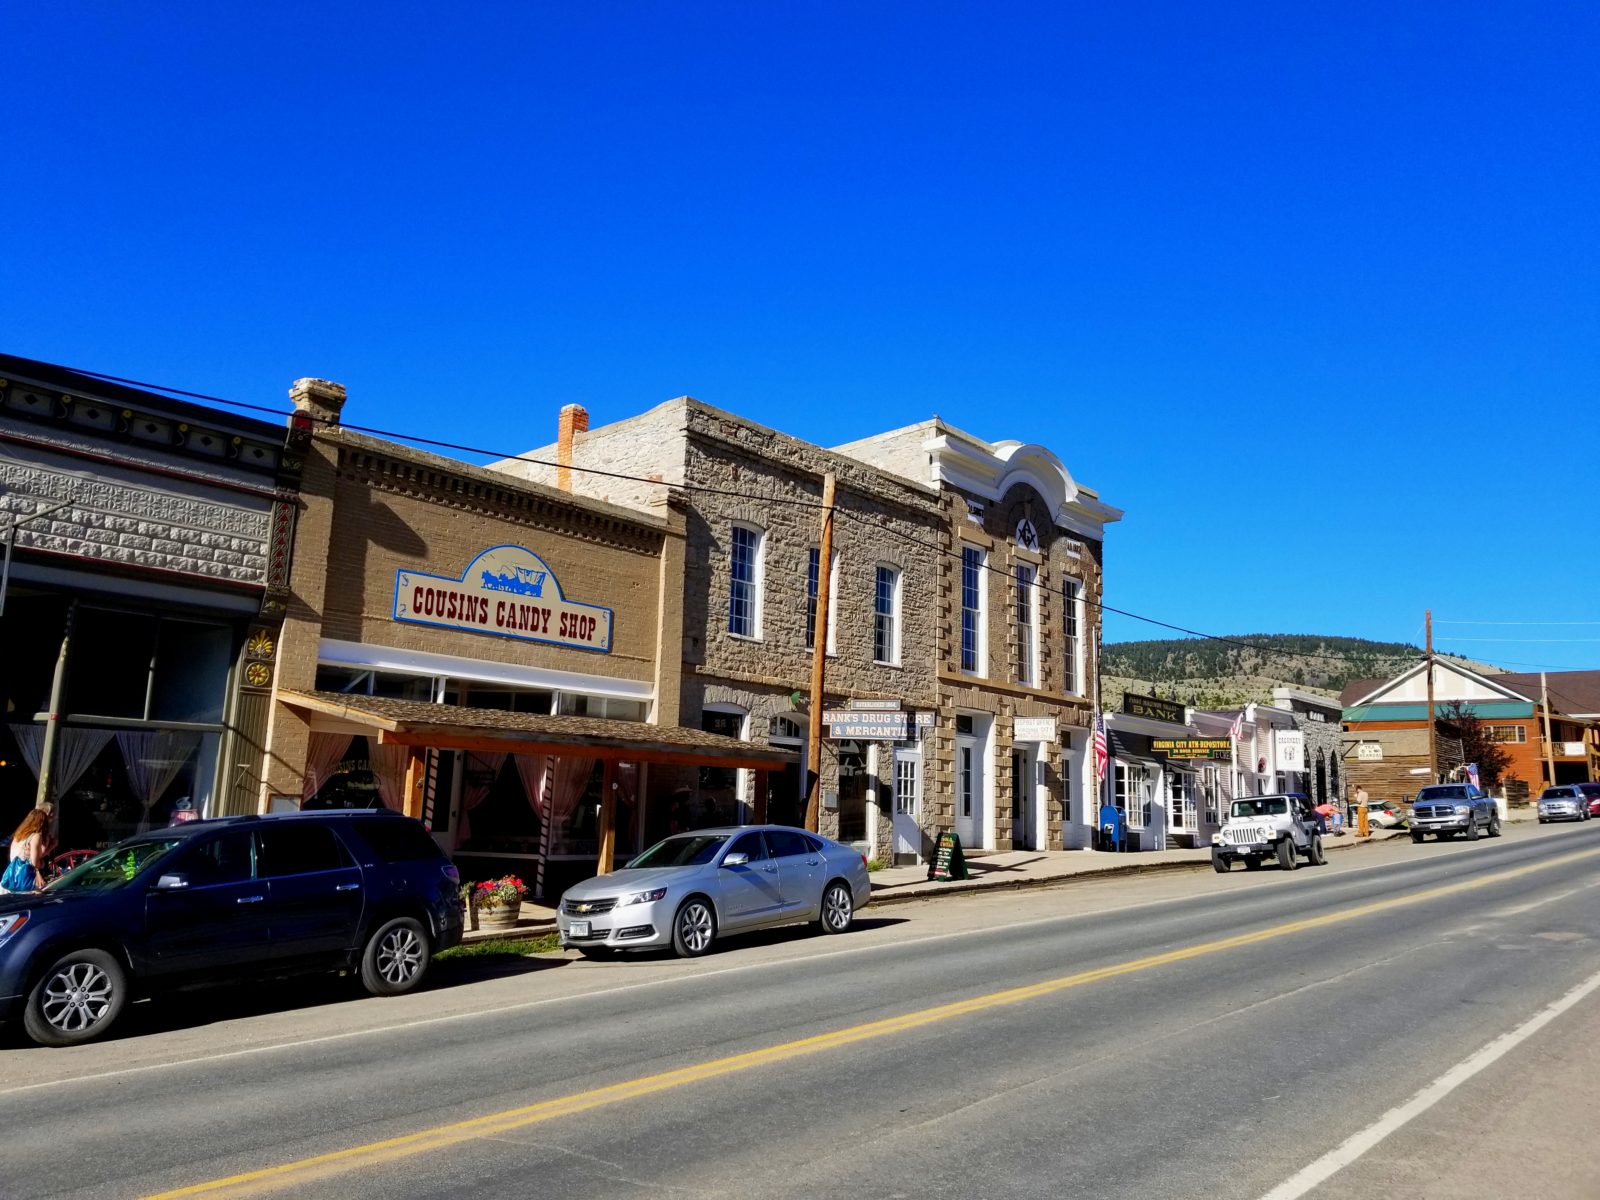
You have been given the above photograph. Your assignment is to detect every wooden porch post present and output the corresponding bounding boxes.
[597,759,617,875]
[752,769,768,823]
[401,746,426,820]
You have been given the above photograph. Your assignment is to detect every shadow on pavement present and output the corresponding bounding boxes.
[0,952,574,1050]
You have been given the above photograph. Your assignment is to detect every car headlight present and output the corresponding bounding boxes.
[0,912,30,947]
[1408,808,1419,819]
[1453,804,1471,815]
[620,888,668,906]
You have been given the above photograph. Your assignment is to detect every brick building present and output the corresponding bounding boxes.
[0,353,297,850]
[1341,660,1599,798]
[834,420,1121,853]
[258,380,789,898]
[494,398,947,863]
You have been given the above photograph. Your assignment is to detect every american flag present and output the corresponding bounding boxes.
[1093,714,1109,783]
[1228,711,1244,744]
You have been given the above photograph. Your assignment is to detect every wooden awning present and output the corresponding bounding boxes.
[278,690,796,770]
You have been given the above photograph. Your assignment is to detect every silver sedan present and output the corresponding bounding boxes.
[556,825,871,958]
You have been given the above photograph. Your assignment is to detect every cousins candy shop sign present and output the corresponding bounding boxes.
[393,545,613,653]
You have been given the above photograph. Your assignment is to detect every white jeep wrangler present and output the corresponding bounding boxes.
[1211,793,1326,872]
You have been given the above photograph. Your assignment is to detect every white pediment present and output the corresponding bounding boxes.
[1352,660,1533,707]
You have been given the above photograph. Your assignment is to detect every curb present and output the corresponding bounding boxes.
[866,832,1396,908]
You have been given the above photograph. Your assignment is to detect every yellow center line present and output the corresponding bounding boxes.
[146,844,1600,1199]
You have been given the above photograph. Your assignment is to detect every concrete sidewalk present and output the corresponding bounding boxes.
[461,826,1419,942]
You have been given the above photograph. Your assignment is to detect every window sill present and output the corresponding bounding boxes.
[727,632,765,644]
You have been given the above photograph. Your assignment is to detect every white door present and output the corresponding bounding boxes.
[956,736,982,846]
[892,750,921,861]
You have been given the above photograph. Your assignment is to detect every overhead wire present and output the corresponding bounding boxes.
[33,359,1473,681]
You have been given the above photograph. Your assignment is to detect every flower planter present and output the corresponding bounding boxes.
[476,905,521,931]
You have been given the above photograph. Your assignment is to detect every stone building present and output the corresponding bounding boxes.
[258,380,788,898]
[833,420,1121,852]
[493,398,947,863]
[0,353,297,850]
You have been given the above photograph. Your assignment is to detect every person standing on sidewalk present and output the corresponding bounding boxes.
[1,805,55,893]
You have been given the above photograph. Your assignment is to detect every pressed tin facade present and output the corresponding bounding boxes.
[495,398,947,862]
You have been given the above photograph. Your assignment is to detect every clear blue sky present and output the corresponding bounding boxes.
[6,2,1596,669]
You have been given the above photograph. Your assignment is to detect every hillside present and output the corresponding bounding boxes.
[1102,634,1498,709]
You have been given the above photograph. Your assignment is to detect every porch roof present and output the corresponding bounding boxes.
[278,690,797,770]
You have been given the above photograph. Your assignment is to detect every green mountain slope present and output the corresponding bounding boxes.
[1102,634,1497,709]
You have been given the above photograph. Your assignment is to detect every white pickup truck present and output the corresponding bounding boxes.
[1211,793,1326,872]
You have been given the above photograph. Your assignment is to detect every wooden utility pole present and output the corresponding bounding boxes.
[1425,609,1437,784]
[803,472,837,832]
[1541,671,1557,790]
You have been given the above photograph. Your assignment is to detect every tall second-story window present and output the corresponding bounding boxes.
[1015,564,1037,686]
[729,524,764,638]
[1062,577,1083,695]
[961,546,985,673]
[804,546,838,654]
[806,548,820,649]
[873,565,900,665]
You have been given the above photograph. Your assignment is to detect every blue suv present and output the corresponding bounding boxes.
[0,809,462,1046]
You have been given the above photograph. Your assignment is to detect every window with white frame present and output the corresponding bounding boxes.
[1168,771,1191,829]
[805,547,820,649]
[1014,563,1037,686]
[873,564,901,665]
[1485,724,1526,743]
[893,753,920,817]
[961,545,985,674]
[729,524,764,638]
[1113,761,1136,822]
[1062,577,1083,695]
[1202,766,1221,824]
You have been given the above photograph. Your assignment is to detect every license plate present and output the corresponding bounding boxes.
[568,920,591,937]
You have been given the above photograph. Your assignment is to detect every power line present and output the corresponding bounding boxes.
[47,359,1434,678]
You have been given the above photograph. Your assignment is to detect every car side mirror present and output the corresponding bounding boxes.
[154,873,190,891]
[722,852,749,868]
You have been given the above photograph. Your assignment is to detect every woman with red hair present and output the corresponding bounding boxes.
[1,804,54,893]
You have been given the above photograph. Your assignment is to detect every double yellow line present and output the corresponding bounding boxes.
[149,844,1599,1198]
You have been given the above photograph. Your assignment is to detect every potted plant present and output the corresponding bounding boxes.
[470,875,527,931]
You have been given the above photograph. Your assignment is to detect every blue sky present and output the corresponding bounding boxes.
[5,2,1596,670]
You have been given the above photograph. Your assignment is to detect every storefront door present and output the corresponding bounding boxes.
[1010,748,1035,850]
[891,749,921,863]
[956,735,982,846]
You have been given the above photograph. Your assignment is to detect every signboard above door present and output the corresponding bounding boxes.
[1121,692,1184,724]
[394,544,613,653]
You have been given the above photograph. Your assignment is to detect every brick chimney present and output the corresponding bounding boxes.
[557,403,588,492]
[289,377,347,427]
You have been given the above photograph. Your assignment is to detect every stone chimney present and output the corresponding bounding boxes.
[557,403,589,492]
[289,377,347,428]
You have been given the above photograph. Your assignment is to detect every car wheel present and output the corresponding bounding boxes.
[1539,818,1547,825]
[1211,852,1230,874]
[672,898,716,958]
[817,881,854,934]
[23,948,128,1047]
[1277,839,1297,871]
[360,917,432,997]
[1307,835,1326,866]
[1411,829,1425,843]
[1466,817,1480,841]
[1489,812,1502,837]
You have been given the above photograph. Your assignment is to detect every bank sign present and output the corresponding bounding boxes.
[393,545,613,653]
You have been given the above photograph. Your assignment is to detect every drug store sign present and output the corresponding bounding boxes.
[394,545,613,653]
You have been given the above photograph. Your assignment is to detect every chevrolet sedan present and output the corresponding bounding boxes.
[556,826,871,958]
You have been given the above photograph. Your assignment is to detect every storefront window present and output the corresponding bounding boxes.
[55,728,220,852]
[67,609,234,724]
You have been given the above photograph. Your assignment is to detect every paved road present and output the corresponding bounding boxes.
[4,822,1599,1199]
